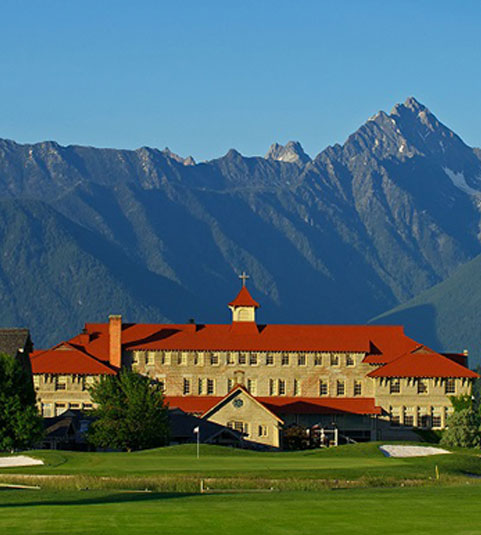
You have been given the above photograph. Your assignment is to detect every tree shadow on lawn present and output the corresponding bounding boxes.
[0,491,197,508]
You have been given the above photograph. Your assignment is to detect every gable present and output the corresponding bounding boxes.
[30,344,116,375]
[202,387,283,424]
[368,346,479,378]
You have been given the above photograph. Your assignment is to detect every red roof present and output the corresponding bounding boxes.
[261,397,382,415]
[368,346,479,379]
[30,342,116,375]
[228,286,260,308]
[31,318,476,380]
[116,323,408,353]
[165,394,381,417]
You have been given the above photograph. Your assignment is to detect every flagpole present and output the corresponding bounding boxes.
[193,426,200,459]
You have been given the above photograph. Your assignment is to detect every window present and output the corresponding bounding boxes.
[281,354,289,366]
[55,377,66,391]
[403,414,414,427]
[227,378,234,391]
[81,377,87,391]
[147,352,155,365]
[346,355,354,367]
[69,403,80,410]
[298,354,306,366]
[293,379,300,396]
[207,379,215,395]
[330,354,339,366]
[227,353,235,365]
[432,415,442,428]
[183,378,191,395]
[198,378,203,395]
[353,381,362,396]
[278,379,286,396]
[314,355,322,366]
[417,379,428,394]
[258,425,268,437]
[238,353,246,365]
[175,352,185,365]
[336,380,345,396]
[249,353,257,366]
[266,354,274,366]
[319,380,328,396]
[269,378,275,396]
[445,378,456,394]
[247,378,256,394]
[83,403,93,411]
[389,379,401,394]
[419,414,430,428]
[159,352,166,365]
[210,354,219,365]
[230,421,249,435]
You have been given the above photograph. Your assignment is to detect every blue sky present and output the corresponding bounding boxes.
[1,0,480,160]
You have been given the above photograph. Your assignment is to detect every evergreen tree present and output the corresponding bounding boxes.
[0,352,43,451]
[87,370,169,451]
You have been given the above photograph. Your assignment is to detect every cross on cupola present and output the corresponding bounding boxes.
[228,272,260,324]
[239,271,250,287]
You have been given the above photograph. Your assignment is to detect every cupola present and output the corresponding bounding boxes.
[228,272,260,323]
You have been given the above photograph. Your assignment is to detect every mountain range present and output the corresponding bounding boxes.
[2,97,481,363]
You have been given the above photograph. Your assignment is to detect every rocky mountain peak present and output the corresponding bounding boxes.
[390,96,427,116]
[265,140,311,165]
[161,147,196,166]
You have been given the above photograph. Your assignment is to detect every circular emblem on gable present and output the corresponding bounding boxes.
[233,398,244,408]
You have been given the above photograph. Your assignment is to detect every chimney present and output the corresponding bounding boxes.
[109,315,122,368]
[78,327,90,346]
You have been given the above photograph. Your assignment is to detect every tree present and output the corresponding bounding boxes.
[440,408,480,448]
[283,425,310,450]
[87,370,169,451]
[0,352,43,451]
[449,393,473,412]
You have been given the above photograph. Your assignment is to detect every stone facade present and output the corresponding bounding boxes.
[33,374,98,417]
[30,283,478,449]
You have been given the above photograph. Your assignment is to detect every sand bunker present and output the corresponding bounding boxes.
[0,455,44,468]
[380,445,451,458]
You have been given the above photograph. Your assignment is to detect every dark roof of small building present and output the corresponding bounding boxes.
[0,328,31,358]
[43,409,93,439]
[169,408,243,443]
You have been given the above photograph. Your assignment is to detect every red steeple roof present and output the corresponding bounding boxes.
[228,286,260,308]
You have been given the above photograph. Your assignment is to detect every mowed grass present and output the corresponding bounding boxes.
[2,486,481,535]
[2,443,481,481]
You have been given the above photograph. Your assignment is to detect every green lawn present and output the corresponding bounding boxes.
[2,486,481,535]
[2,443,480,481]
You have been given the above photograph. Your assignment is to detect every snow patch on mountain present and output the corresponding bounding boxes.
[443,167,481,196]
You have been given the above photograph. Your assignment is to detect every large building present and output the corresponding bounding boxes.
[30,281,478,449]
